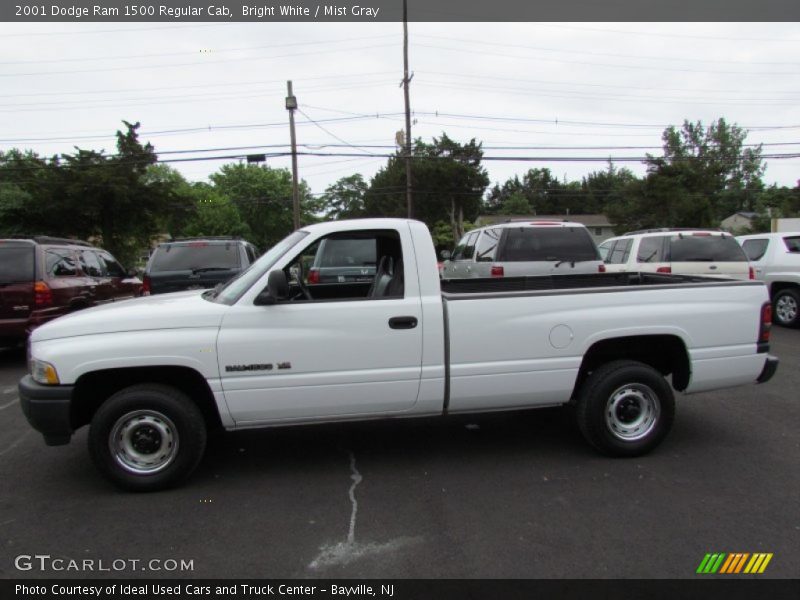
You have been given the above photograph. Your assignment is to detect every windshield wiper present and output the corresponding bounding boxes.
[191,267,230,274]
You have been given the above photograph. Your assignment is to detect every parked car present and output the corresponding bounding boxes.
[441,220,605,279]
[0,236,141,345]
[19,219,776,491]
[737,231,800,327]
[598,229,752,279]
[143,237,258,295]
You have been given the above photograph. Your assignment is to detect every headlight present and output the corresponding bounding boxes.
[30,358,60,385]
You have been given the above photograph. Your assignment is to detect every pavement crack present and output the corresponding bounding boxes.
[346,450,362,545]
[0,430,32,457]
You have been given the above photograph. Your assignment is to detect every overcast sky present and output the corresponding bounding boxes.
[1,21,799,199]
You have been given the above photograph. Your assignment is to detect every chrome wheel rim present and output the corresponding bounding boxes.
[605,383,660,441]
[775,295,797,324]
[109,410,178,474]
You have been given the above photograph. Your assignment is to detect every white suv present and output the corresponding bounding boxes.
[598,229,752,280]
[441,220,604,279]
[737,232,800,328]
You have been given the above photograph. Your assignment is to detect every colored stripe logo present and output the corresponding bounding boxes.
[697,553,773,574]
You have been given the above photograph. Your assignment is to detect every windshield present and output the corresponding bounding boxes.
[212,230,308,305]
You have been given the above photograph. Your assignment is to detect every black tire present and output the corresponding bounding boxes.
[89,384,207,492]
[772,288,800,328]
[575,360,675,457]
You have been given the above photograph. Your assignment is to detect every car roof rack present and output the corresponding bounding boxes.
[7,235,93,246]
[622,227,723,236]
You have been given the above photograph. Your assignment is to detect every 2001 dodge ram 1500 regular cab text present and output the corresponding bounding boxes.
[19,219,779,491]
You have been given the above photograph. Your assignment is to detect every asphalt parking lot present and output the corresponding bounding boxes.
[0,329,797,580]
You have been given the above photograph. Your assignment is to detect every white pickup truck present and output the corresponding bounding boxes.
[20,219,778,491]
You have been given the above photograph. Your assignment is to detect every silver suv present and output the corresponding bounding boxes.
[441,220,604,279]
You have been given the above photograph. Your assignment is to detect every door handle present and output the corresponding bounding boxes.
[389,316,418,330]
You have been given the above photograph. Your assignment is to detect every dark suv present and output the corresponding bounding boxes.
[0,237,142,345]
[143,237,258,295]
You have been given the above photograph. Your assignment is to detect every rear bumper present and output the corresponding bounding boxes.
[757,355,779,384]
[0,318,29,344]
[18,375,74,446]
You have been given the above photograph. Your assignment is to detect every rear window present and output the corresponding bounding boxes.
[497,227,600,262]
[0,245,35,282]
[669,235,747,262]
[151,243,240,271]
[318,239,376,267]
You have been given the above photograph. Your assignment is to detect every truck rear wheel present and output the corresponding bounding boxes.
[576,360,675,457]
[88,384,207,492]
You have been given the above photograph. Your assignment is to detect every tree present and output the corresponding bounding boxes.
[320,174,367,220]
[645,119,765,225]
[181,183,251,239]
[209,163,314,250]
[364,133,489,240]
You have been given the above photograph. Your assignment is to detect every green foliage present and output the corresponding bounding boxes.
[210,163,315,250]
[181,184,252,240]
[429,219,474,253]
[320,174,367,220]
[364,134,489,241]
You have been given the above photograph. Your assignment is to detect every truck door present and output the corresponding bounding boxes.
[217,227,424,425]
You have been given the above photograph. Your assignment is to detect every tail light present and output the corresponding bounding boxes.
[490,265,504,277]
[307,269,320,285]
[34,281,52,307]
[598,264,606,273]
[759,302,772,344]
[656,266,672,274]
[749,266,755,280]
[142,274,151,296]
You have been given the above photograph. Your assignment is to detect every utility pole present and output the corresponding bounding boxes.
[402,0,413,219]
[286,80,300,230]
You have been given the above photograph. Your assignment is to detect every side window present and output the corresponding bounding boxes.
[742,239,769,261]
[451,234,470,261]
[245,244,257,264]
[609,239,632,264]
[783,236,800,253]
[284,229,403,302]
[637,237,664,263]
[97,251,126,277]
[46,249,78,277]
[79,250,104,277]
[455,231,478,261]
[597,241,613,261]
[475,228,501,262]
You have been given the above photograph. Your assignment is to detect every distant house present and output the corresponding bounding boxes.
[720,212,758,234]
[474,214,616,243]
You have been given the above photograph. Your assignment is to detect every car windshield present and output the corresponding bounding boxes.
[151,243,240,271]
[0,245,35,283]
[669,235,747,262]
[212,230,308,305]
[318,238,376,267]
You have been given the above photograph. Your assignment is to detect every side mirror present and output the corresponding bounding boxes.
[439,250,451,260]
[256,270,289,305]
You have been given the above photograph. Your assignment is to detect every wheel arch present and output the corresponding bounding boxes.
[71,366,222,432]
[572,334,691,398]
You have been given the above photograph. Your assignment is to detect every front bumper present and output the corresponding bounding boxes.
[18,375,75,446]
[757,355,779,384]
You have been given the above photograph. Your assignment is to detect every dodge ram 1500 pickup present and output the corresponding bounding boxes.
[19,219,779,491]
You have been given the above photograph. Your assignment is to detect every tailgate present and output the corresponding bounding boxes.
[149,269,238,294]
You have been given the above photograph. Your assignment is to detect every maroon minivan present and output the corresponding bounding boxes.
[0,237,142,345]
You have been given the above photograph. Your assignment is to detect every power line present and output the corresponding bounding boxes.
[297,108,379,156]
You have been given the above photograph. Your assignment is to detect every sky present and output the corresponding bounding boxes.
[1,21,799,200]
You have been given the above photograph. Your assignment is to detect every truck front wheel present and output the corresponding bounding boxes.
[88,384,207,491]
[576,360,675,457]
